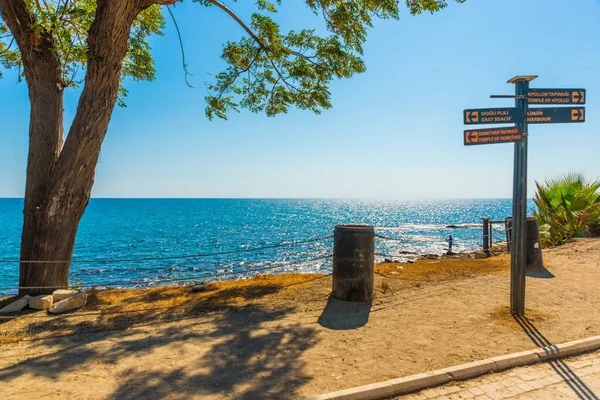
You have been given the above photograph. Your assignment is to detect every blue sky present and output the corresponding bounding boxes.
[1,0,599,198]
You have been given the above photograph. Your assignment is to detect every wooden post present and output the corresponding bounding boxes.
[332,225,374,302]
[526,217,544,268]
[506,217,512,253]
[482,218,490,255]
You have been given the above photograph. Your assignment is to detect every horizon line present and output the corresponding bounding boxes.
[0,197,523,200]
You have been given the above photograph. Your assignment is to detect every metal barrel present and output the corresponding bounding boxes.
[526,216,544,268]
[506,216,543,268]
[332,225,374,302]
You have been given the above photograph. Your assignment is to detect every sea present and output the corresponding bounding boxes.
[0,198,536,296]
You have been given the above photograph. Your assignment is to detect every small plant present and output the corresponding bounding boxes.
[68,278,84,292]
[381,280,391,294]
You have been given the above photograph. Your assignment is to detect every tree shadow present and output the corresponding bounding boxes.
[0,298,318,398]
[513,315,598,400]
[317,296,371,330]
[526,266,555,279]
[0,296,51,327]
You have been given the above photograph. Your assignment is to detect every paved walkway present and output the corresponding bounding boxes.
[398,350,600,399]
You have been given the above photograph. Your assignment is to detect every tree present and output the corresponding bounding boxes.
[0,0,463,295]
[534,172,600,247]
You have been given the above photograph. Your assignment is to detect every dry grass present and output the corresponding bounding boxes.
[0,255,512,343]
[87,273,326,311]
[489,306,553,330]
[375,254,510,281]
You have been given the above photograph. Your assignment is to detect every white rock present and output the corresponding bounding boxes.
[29,294,53,310]
[48,292,86,314]
[52,289,79,302]
[0,295,31,313]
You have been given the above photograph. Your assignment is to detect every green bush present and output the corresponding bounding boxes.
[533,172,600,247]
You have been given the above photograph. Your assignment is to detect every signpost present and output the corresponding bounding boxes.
[463,77,587,316]
[527,107,585,124]
[527,89,586,104]
[464,108,524,125]
[464,127,522,146]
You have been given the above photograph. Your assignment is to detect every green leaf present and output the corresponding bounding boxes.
[534,172,600,247]
[1,1,164,106]
[204,0,463,119]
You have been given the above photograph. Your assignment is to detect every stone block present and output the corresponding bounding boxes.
[490,350,540,371]
[389,371,452,396]
[29,294,53,310]
[326,382,394,400]
[443,359,497,380]
[0,295,31,313]
[49,292,86,314]
[52,289,80,302]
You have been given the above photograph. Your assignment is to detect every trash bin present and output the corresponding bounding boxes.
[332,225,374,302]
[525,217,544,268]
[505,217,544,268]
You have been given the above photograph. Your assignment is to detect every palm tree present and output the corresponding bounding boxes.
[533,172,600,247]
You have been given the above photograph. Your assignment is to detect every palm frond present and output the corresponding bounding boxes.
[533,172,600,247]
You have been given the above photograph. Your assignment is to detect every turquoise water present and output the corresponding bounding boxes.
[0,198,535,296]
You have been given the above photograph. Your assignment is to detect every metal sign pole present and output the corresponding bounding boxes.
[509,77,533,316]
[510,84,523,315]
[518,82,530,315]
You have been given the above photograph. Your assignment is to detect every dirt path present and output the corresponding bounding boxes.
[0,240,599,399]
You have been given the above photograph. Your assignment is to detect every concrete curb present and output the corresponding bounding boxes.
[304,335,600,400]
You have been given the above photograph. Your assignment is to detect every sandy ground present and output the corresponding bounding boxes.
[0,239,599,399]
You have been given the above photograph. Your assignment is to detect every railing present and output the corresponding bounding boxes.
[0,225,489,297]
[482,218,512,254]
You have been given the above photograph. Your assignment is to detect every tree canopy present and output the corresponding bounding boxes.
[0,1,164,106]
[1,0,464,115]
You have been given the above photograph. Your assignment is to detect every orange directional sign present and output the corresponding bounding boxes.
[572,108,585,121]
[464,108,524,125]
[526,107,585,124]
[464,127,522,146]
[465,110,479,123]
[527,89,586,105]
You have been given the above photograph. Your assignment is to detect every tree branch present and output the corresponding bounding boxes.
[205,0,325,72]
[214,47,263,102]
[0,0,33,51]
[205,0,271,52]
[0,37,15,55]
[55,0,140,179]
[0,0,62,73]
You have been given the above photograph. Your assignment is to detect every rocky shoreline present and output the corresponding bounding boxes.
[382,240,509,263]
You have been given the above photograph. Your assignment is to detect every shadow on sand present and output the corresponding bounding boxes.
[317,296,371,330]
[526,266,555,279]
[514,315,598,400]
[0,287,320,399]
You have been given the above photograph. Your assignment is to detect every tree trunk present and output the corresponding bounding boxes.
[19,204,84,295]
[0,0,71,295]
[0,0,143,295]
[19,65,70,295]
